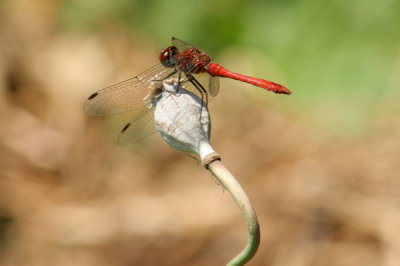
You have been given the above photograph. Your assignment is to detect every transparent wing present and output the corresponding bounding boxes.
[172,37,195,52]
[208,75,220,97]
[117,107,156,145]
[84,64,172,116]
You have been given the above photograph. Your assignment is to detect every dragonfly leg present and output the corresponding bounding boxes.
[185,73,209,120]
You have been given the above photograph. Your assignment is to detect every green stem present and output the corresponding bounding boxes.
[206,159,260,266]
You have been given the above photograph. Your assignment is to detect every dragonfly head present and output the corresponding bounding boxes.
[159,46,179,67]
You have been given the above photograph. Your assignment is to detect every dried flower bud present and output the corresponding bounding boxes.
[153,79,218,162]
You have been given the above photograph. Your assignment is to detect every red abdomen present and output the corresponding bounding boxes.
[207,63,291,94]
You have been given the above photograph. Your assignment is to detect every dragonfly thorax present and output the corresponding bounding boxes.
[177,48,211,74]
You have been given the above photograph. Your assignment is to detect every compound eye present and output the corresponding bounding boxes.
[158,48,170,62]
[159,46,178,67]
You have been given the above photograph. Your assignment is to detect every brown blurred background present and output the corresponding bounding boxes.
[1,0,400,265]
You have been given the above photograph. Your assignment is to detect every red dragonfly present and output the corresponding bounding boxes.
[84,37,290,144]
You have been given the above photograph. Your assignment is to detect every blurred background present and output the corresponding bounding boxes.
[0,0,399,265]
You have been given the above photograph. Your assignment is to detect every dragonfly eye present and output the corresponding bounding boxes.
[159,46,179,67]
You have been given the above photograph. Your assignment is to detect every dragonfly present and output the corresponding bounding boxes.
[84,37,291,145]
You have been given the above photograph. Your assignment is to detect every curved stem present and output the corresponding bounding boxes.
[206,159,260,266]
